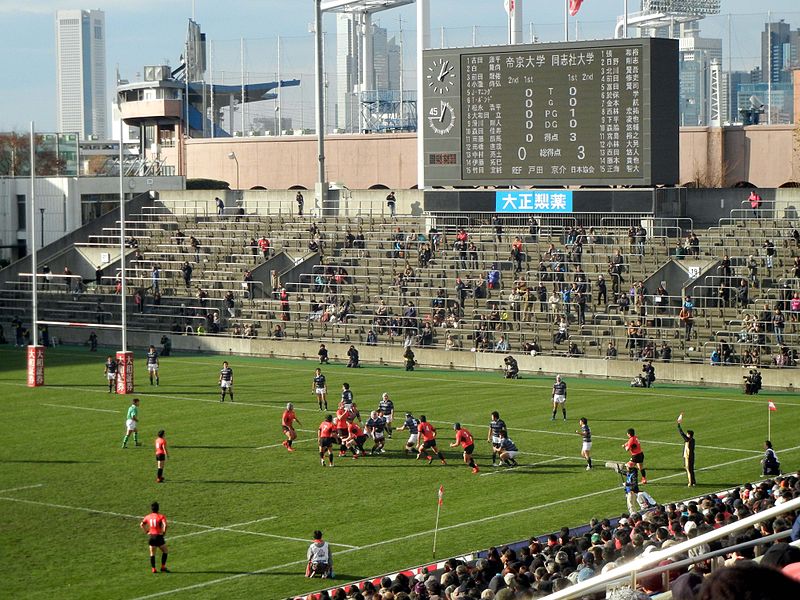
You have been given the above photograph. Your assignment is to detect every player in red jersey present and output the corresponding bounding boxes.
[343,420,368,459]
[281,402,301,452]
[450,423,479,473]
[416,415,446,465]
[318,415,335,467]
[334,412,349,457]
[140,501,169,573]
[623,428,648,483]
[155,430,168,483]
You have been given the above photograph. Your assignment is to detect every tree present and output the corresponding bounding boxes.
[0,132,66,176]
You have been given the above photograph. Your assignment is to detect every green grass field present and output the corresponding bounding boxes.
[1,346,798,600]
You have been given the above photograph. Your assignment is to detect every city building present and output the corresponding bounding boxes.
[55,9,107,139]
[678,25,722,126]
[335,13,404,133]
[761,20,800,85]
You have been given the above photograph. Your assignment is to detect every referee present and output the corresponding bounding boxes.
[677,414,696,487]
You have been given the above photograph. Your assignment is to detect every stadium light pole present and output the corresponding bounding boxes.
[227,151,240,189]
[313,0,328,212]
[119,107,127,353]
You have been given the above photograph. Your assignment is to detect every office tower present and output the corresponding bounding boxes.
[56,9,107,139]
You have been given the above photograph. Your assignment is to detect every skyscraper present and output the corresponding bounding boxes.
[56,9,107,139]
[760,20,799,84]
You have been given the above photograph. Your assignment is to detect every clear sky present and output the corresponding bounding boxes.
[0,0,797,132]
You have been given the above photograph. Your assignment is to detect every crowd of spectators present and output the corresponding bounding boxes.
[306,476,800,600]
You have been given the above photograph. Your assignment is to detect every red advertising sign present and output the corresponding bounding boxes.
[115,351,134,394]
[27,345,45,387]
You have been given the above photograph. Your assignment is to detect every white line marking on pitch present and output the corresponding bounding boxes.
[0,496,356,549]
[170,516,278,541]
[0,483,45,494]
[126,443,800,600]
[42,403,120,414]
[255,438,316,451]
[479,456,566,477]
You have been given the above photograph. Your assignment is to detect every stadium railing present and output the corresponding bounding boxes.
[541,495,800,599]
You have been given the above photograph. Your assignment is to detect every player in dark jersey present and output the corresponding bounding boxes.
[312,368,328,410]
[397,412,420,455]
[218,361,234,402]
[450,423,479,474]
[104,355,118,393]
[488,411,508,466]
[624,428,648,483]
[146,345,160,386]
[340,383,360,422]
[378,392,395,438]
[365,410,387,455]
[497,432,519,467]
[577,417,593,470]
[140,502,169,573]
[551,374,567,421]
[318,415,335,467]
[416,415,446,465]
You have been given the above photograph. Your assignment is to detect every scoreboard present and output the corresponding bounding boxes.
[422,38,679,187]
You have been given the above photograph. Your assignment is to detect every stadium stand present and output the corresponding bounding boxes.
[1,199,797,376]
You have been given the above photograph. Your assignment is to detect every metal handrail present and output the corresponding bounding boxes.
[542,495,800,599]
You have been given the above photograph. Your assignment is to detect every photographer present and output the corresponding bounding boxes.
[503,355,519,379]
[743,369,762,395]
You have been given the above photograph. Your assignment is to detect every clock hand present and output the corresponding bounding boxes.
[437,62,449,81]
[439,102,447,123]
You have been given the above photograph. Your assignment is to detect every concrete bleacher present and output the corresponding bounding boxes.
[1,199,798,372]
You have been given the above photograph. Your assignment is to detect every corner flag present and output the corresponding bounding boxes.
[768,401,777,412]
[569,0,584,17]
[438,485,444,506]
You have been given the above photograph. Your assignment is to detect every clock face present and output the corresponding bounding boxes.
[428,100,456,136]
[426,57,456,95]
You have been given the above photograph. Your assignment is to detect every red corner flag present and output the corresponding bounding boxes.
[569,0,585,17]
[438,485,444,506]
[768,401,777,412]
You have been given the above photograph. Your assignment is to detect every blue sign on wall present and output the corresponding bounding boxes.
[495,190,573,213]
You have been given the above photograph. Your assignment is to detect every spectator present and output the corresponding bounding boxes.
[95,265,103,288]
[215,196,224,216]
[181,261,192,288]
[386,191,396,217]
[296,191,304,216]
[366,330,378,346]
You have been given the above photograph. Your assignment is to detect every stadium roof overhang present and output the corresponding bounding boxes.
[321,0,415,15]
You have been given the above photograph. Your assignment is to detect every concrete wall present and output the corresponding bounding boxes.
[35,325,798,392]
[184,127,800,192]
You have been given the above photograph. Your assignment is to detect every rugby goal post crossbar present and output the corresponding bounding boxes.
[37,320,124,330]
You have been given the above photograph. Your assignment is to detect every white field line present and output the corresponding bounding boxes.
[255,438,316,451]
[42,403,120,414]
[479,456,567,477]
[127,443,800,600]
[0,483,45,494]
[0,495,356,548]
[6,382,764,457]
[170,516,278,541]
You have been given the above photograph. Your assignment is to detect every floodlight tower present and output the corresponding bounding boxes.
[615,0,720,39]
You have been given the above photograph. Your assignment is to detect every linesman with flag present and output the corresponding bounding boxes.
[676,412,696,487]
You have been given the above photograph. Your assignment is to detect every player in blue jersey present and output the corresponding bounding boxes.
[378,393,394,438]
[577,417,593,470]
[312,368,328,410]
[365,411,387,455]
[396,412,420,455]
[487,411,508,466]
[145,345,159,386]
[104,355,119,393]
[218,361,234,402]
[497,432,519,467]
